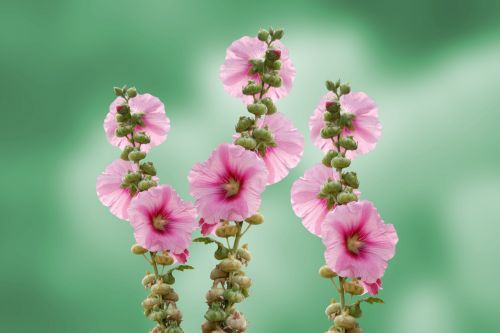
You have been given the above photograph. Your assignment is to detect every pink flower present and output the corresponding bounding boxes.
[104,93,170,151]
[361,279,382,296]
[309,92,381,158]
[234,112,304,185]
[96,159,140,220]
[128,185,197,253]
[171,249,190,264]
[291,164,338,237]
[199,218,219,236]
[321,201,398,283]
[220,36,295,103]
[188,143,268,230]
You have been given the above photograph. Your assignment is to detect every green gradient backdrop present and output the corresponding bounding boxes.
[2,1,500,332]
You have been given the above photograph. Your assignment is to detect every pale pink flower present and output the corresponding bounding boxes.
[233,112,304,185]
[188,143,267,230]
[291,164,338,237]
[199,218,218,236]
[96,159,140,220]
[128,185,197,253]
[171,249,190,264]
[104,93,170,151]
[309,92,381,158]
[362,278,382,296]
[321,201,398,283]
[220,36,295,103]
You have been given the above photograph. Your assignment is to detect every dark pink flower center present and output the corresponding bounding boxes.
[222,178,240,198]
[346,234,364,255]
[152,214,168,231]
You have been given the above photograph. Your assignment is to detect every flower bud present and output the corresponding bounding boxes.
[154,253,174,266]
[131,112,145,126]
[210,267,229,280]
[206,287,225,303]
[204,305,226,322]
[127,87,137,98]
[271,60,282,70]
[121,146,134,161]
[331,155,351,169]
[253,128,273,143]
[319,265,337,278]
[142,273,156,288]
[321,126,341,139]
[114,87,124,96]
[337,192,358,204]
[138,179,157,191]
[131,244,148,255]
[272,29,285,40]
[323,111,339,122]
[116,104,130,115]
[201,321,217,333]
[325,80,337,92]
[214,245,230,260]
[326,100,341,113]
[343,280,364,295]
[151,282,172,296]
[124,172,142,184]
[128,150,147,162]
[164,289,179,302]
[223,289,245,303]
[263,72,282,87]
[165,325,183,333]
[247,102,268,116]
[148,309,167,322]
[339,136,358,150]
[339,84,351,95]
[115,125,133,137]
[245,213,264,225]
[142,297,162,310]
[322,150,338,167]
[116,113,130,123]
[242,81,262,95]
[235,116,255,133]
[232,274,252,289]
[347,328,363,333]
[236,246,252,263]
[235,137,257,150]
[347,302,363,318]
[325,302,342,319]
[265,48,281,61]
[342,172,359,189]
[139,161,157,176]
[226,311,248,331]
[339,112,355,129]
[133,131,151,144]
[219,257,242,273]
[258,29,269,41]
[321,181,342,196]
[334,313,357,329]
[260,97,277,115]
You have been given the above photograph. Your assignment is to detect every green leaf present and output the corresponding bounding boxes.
[361,297,384,304]
[193,237,223,246]
[168,265,194,274]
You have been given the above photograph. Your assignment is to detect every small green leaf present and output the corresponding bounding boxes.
[193,237,223,247]
[168,265,194,274]
[362,297,384,304]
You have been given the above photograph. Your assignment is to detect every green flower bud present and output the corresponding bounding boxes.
[339,84,351,95]
[339,136,358,150]
[235,116,255,133]
[249,59,265,74]
[138,179,157,191]
[206,287,225,303]
[163,289,179,302]
[219,257,242,273]
[334,313,357,329]
[126,87,137,98]
[124,172,142,184]
[260,97,277,115]
[325,80,337,92]
[322,150,338,167]
[326,100,341,113]
[321,126,341,139]
[323,111,339,122]
[116,113,130,123]
[262,72,282,87]
[245,212,264,225]
[214,245,230,260]
[142,273,156,288]
[232,274,252,289]
[247,102,268,116]
[210,267,229,280]
[321,180,342,195]
[236,245,252,262]
[319,265,337,278]
[133,131,151,144]
[265,48,281,61]
[148,310,167,322]
[271,60,282,70]
[165,326,183,333]
[337,191,358,204]
[344,280,364,296]
[128,150,147,162]
[121,146,134,161]
[347,303,362,318]
[253,128,273,143]
[235,137,257,150]
[113,86,124,96]
[342,172,359,189]
[223,289,245,303]
[142,296,161,310]
[131,112,145,126]
[116,104,130,115]
[140,161,156,176]
[115,125,133,137]
[331,155,351,169]
[272,29,284,40]
[257,29,269,41]
[151,282,172,296]
[340,112,355,129]
[204,306,226,322]
[325,302,342,320]
[131,243,148,255]
[242,81,262,95]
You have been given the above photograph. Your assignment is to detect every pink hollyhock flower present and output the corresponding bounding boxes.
[321,201,398,283]
[96,159,141,220]
[234,112,304,185]
[171,249,190,264]
[220,36,295,103]
[361,278,382,296]
[199,218,219,236]
[128,185,197,253]
[291,164,338,237]
[188,143,268,231]
[104,93,170,151]
[309,92,381,158]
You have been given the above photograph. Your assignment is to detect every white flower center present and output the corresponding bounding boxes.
[152,215,168,231]
[347,234,364,254]
[223,178,240,198]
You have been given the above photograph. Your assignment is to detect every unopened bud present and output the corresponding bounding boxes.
[321,181,342,196]
[142,273,156,288]
[128,150,147,162]
[236,246,252,263]
[339,84,351,95]
[131,243,148,255]
[223,289,245,303]
[232,274,252,289]
[271,60,282,70]
[126,87,137,98]
[121,146,134,161]
[226,311,248,331]
[325,80,337,92]
[339,136,358,150]
[344,280,364,295]
[116,104,130,115]
[337,191,358,204]
[151,282,172,296]
[323,111,339,122]
[322,150,338,167]
[116,113,130,123]
[247,102,268,116]
[114,87,124,96]
[235,137,257,150]
[263,72,282,87]
[242,81,262,95]
[326,100,341,113]
[272,29,284,40]
[140,161,157,176]
[219,257,242,273]
[260,97,277,115]
[245,213,264,225]
[319,265,337,278]
[325,302,342,319]
[210,267,229,280]
[142,296,161,310]
[115,125,133,137]
[138,179,156,191]
[133,131,151,144]
[257,29,269,41]
[124,172,142,184]
[321,126,341,139]
[131,112,145,126]
[204,306,226,322]
[334,313,357,329]
[265,48,281,61]
[342,172,359,189]
[331,155,351,169]
[206,287,225,303]
[235,116,255,133]
[253,128,273,143]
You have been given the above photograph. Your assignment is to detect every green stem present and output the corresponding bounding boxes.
[232,222,243,252]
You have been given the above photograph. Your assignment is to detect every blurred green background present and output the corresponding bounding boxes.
[2,0,500,332]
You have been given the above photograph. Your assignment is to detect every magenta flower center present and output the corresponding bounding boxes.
[346,234,364,255]
[152,214,168,231]
[222,178,240,198]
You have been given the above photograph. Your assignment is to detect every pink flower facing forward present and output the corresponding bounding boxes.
[97,159,142,220]
[104,93,170,151]
[321,201,398,284]
[309,92,381,159]
[128,185,197,253]
[220,36,295,103]
[234,112,304,185]
[188,143,268,235]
